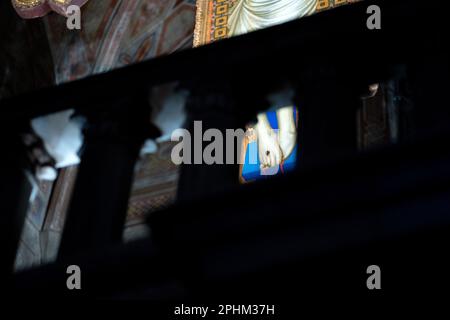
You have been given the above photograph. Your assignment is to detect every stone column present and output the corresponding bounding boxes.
[58,97,159,259]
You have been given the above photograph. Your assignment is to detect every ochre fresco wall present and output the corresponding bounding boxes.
[44,0,196,84]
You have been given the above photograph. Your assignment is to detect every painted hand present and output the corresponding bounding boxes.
[256,114,282,169]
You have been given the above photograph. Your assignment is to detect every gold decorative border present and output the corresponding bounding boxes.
[193,0,209,47]
[194,0,232,47]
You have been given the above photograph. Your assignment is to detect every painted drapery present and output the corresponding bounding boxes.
[228,0,317,36]
[194,0,360,46]
[12,0,89,19]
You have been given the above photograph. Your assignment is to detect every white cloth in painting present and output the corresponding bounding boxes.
[228,0,318,36]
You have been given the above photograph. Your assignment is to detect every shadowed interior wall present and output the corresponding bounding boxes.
[9,0,394,270]
[0,1,57,271]
[44,0,196,84]
[13,0,196,270]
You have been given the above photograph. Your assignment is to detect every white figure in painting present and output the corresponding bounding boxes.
[229,0,318,168]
